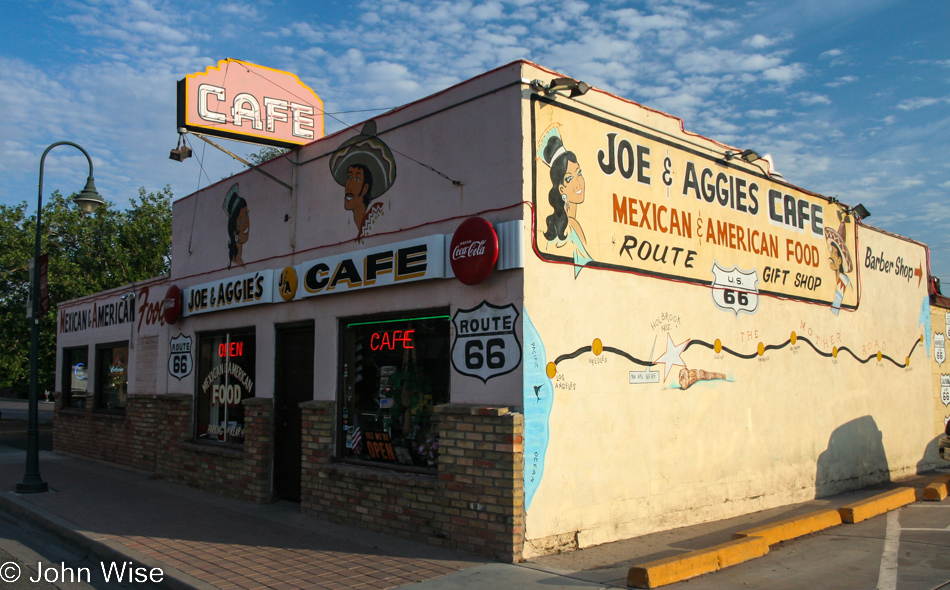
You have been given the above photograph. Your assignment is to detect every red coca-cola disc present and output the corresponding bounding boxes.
[163,285,182,324]
[450,217,499,286]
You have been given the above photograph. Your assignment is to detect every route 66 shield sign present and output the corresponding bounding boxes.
[168,333,194,380]
[936,333,946,365]
[451,302,521,383]
[710,263,759,316]
[942,375,950,407]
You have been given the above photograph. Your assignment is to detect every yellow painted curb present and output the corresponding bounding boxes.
[838,487,916,524]
[627,536,769,588]
[923,474,950,501]
[732,508,842,545]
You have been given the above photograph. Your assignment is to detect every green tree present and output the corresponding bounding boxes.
[0,186,173,396]
[245,146,289,166]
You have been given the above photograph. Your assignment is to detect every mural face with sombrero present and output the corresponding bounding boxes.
[826,212,853,316]
[329,120,397,242]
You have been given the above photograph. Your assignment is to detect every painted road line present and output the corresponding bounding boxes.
[627,536,769,588]
[732,508,842,545]
[875,509,900,590]
[922,474,950,501]
[838,487,917,524]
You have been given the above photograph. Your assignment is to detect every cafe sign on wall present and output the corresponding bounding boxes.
[282,235,446,301]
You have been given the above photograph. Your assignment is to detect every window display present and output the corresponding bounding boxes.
[340,311,450,469]
[62,347,88,409]
[96,343,128,411]
[196,329,255,444]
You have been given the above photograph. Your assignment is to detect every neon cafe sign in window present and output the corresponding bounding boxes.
[370,330,415,351]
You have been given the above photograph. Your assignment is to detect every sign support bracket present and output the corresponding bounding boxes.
[188,131,293,191]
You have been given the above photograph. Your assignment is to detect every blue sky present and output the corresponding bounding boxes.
[2,0,948,280]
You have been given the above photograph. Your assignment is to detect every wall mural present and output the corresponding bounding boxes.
[522,309,553,510]
[531,96,867,310]
[525,98,932,503]
[329,120,397,243]
[542,330,925,385]
[223,183,250,269]
[537,126,591,278]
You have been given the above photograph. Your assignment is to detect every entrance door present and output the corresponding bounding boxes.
[273,324,314,502]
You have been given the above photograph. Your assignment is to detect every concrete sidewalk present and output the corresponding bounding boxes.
[0,447,943,590]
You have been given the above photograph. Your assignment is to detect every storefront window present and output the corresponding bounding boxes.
[96,343,128,411]
[196,329,255,445]
[340,310,450,469]
[62,347,89,409]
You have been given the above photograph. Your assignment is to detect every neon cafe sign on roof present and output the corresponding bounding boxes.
[177,58,325,148]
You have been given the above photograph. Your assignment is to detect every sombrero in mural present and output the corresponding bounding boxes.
[825,221,853,274]
[329,120,397,202]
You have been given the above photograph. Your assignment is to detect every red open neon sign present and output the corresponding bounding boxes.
[370,330,414,351]
[218,341,245,358]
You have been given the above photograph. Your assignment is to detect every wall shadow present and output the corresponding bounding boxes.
[917,434,947,474]
[815,415,889,498]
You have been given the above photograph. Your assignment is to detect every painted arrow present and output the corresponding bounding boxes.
[916,264,923,288]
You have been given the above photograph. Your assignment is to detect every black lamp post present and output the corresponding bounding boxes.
[17,142,103,494]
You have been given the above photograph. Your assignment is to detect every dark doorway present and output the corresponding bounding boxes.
[273,323,314,502]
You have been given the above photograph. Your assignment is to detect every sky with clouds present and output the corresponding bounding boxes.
[2,0,948,279]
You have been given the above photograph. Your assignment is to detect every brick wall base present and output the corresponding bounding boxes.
[54,394,272,503]
[301,402,525,562]
[55,396,524,559]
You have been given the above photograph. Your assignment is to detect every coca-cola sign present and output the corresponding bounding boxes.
[450,217,498,286]
[163,284,182,325]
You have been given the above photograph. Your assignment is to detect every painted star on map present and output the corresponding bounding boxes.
[655,334,690,381]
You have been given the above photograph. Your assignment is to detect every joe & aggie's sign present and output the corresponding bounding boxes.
[184,270,274,317]
[531,97,858,310]
[177,59,324,148]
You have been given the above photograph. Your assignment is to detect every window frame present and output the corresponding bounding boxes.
[336,308,450,473]
[193,326,256,446]
[94,341,129,413]
[61,346,90,410]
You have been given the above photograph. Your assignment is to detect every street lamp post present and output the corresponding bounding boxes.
[17,141,104,494]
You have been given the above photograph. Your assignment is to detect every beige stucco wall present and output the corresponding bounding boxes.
[519,60,934,553]
[929,305,950,447]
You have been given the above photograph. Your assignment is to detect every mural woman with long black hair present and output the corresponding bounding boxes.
[223,183,249,269]
[538,126,591,277]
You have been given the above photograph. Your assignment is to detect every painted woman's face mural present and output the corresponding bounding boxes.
[223,183,249,269]
[329,120,397,242]
[538,124,592,278]
[558,160,585,206]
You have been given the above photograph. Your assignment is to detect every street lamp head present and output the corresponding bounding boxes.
[73,176,104,214]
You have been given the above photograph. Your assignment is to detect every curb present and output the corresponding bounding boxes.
[627,483,932,589]
[923,475,950,501]
[0,491,213,590]
[732,508,841,545]
[837,487,916,524]
[627,536,768,589]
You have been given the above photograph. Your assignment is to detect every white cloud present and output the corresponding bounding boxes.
[747,109,779,118]
[897,96,950,111]
[795,92,832,106]
[825,75,858,87]
[762,64,806,84]
[744,34,775,49]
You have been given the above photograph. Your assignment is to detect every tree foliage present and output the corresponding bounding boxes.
[245,146,289,166]
[0,186,173,396]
